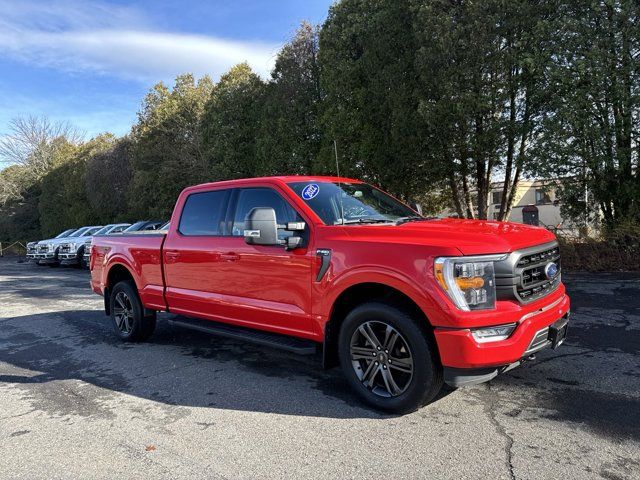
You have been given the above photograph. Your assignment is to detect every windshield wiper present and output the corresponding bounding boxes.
[395,216,436,225]
[340,218,395,225]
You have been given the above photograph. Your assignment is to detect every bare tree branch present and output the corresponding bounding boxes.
[0,115,84,177]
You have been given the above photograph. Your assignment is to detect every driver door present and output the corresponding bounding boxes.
[219,187,315,337]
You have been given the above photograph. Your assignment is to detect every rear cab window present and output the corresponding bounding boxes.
[179,189,230,236]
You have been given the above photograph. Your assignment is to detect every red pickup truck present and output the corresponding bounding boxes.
[90,176,570,412]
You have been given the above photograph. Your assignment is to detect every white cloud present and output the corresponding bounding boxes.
[0,0,279,82]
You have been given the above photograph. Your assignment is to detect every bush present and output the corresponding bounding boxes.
[558,222,640,271]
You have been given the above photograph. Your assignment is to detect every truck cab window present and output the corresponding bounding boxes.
[179,190,229,235]
[231,188,301,239]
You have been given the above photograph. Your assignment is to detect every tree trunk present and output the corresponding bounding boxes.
[474,115,488,220]
[448,172,465,218]
[499,64,517,221]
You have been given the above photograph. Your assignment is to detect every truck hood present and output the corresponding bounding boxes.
[344,218,557,255]
[39,237,72,246]
[66,235,94,244]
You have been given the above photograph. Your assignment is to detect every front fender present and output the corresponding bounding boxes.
[318,266,439,324]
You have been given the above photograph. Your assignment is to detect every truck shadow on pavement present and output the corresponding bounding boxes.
[1,290,638,436]
[0,309,453,419]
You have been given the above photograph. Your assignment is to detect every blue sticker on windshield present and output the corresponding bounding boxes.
[301,184,320,200]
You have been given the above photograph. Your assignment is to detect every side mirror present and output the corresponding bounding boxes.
[244,207,279,246]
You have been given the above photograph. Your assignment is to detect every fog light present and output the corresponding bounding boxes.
[471,324,517,343]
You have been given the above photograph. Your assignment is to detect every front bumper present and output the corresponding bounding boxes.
[59,252,80,264]
[443,313,569,387]
[434,292,570,374]
[36,252,58,263]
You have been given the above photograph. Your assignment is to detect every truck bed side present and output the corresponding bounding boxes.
[90,233,167,311]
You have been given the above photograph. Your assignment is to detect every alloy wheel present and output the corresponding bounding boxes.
[349,321,414,398]
[113,291,134,335]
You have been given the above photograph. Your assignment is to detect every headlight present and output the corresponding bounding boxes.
[434,254,506,311]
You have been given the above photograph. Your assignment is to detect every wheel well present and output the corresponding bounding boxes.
[104,264,135,315]
[323,282,433,369]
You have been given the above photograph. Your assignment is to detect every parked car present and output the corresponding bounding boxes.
[80,224,131,268]
[90,176,569,413]
[26,242,37,259]
[27,229,77,262]
[36,227,94,266]
[121,220,165,233]
[57,226,104,268]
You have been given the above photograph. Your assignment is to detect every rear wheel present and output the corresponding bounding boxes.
[110,280,156,342]
[338,302,443,413]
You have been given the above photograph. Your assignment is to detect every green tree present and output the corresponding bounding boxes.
[85,137,133,223]
[319,0,431,200]
[201,63,266,179]
[535,0,639,227]
[413,0,556,219]
[38,134,115,236]
[0,116,83,240]
[0,165,41,241]
[129,74,214,218]
[257,22,323,175]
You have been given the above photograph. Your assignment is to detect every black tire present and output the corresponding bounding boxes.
[78,247,87,269]
[109,280,156,342]
[338,302,443,414]
[48,249,60,267]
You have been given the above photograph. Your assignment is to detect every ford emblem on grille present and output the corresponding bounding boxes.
[544,262,558,279]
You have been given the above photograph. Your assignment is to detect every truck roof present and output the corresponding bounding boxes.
[184,175,362,193]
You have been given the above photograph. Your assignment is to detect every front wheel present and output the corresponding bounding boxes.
[78,247,87,269]
[338,302,443,414]
[110,281,156,342]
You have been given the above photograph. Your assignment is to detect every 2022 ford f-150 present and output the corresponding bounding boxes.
[90,176,570,413]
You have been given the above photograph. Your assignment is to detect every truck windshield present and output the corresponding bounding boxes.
[288,181,418,225]
[55,229,76,238]
[94,225,113,235]
[68,227,91,237]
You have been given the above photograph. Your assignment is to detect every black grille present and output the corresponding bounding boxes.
[37,244,48,254]
[495,241,561,304]
[522,264,545,286]
[59,244,70,254]
[517,246,560,268]
[518,274,561,301]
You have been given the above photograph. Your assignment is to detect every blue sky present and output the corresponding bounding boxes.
[0,0,333,139]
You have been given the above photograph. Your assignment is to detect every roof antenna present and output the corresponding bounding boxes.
[334,139,345,225]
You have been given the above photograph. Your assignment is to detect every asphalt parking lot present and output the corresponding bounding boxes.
[0,258,638,479]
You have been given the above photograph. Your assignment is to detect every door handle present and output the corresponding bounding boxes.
[165,251,180,263]
[220,252,240,262]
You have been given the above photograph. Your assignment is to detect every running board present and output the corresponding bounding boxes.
[167,317,318,355]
